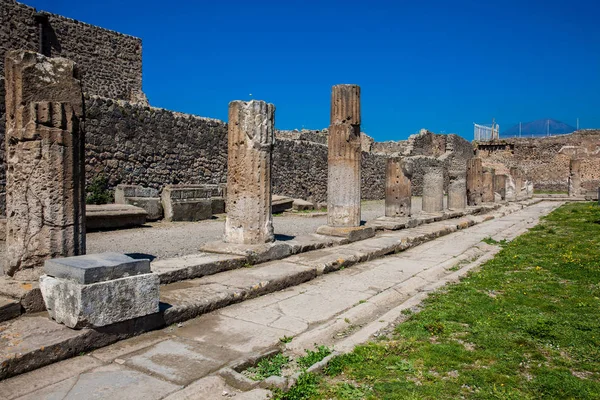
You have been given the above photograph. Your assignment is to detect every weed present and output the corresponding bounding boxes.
[297,345,332,369]
[245,353,290,381]
[86,175,113,205]
[279,335,294,344]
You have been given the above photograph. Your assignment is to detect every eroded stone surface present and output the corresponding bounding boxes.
[494,174,507,200]
[40,273,159,328]
[422,159,445,213]
[385,157,411,217]
[466,157,483,205]
[327,85,362,227]
[225,101,275,244]
[4,51,86,279]
[482,167,495,203]
[568,159,583,197]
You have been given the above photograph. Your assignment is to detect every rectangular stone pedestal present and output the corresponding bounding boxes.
[39,253,159,329]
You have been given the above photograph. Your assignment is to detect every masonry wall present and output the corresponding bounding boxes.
[477,131,600,192]
[84,97,385,206]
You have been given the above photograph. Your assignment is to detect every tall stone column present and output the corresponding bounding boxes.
[385,157,411,217]
[494,174,507,200]
[466,157,483,206]
[506,172,517,201]
[224,100,275,245]
[422,162,444,213]
[326,85,361,227]
[510,167,523,200]
[482,167,495,203]
[4,51,86,280]
[568,159,582,197]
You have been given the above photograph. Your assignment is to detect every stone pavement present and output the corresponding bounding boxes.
[0,201,559,399]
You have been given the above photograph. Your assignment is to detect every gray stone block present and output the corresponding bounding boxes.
[40,273,159,329]
[125,197,163,221]
[211,197,226,214]
[44,253,150,284]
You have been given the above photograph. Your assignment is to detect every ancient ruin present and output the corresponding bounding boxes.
[466,157,483,206]
[325,85,362,227]
[482,167,495,203]
[422,160,445,212]
[494,174,507,200]
[224,100,275,245]
[568,159,583,197]
[4,50,85,280]
[385,157,411,217]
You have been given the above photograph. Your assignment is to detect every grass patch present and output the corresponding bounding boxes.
[288,202,600,399]
[297,346,333,369]
[482,236,508,246]
[245,353,290,381]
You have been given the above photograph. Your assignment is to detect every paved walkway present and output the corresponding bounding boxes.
[0,201,559,400]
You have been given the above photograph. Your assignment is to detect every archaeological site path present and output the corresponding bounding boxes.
[0,201,560,399]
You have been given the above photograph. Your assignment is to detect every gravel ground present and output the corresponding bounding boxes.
[86,198,440,260]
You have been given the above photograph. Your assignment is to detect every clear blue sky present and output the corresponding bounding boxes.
[27,0,600,141]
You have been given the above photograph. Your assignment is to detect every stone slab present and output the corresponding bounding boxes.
[40,273,160,328]
[0,277,45,313]
[163,375,270,400]
[315,225,375,242]
[0,296,21,323]
[162,198,213,222]
[292,199,314,211]
[272,195,294,214]
[0,217,5,241]
[14,364,181,400]
[151,252,247,284]
[200,240,292,264]
[86,204,147,230]
[44,252,150,284]
[115,185,160,203]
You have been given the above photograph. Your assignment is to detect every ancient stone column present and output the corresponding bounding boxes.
[447,172,467,210]
[4,50,86,280]
[466,157,483,206]
[482,167,495,202]
[225,100,275,244]
[568,159,582,197]
[385,157,411,217]
[327,85,361,227]
[510,167,523,200]
[494,174,507,200]
[505,172,517,201]
[422,162,444,213]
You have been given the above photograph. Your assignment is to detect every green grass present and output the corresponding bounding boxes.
[297,346,333,369]
[280,202,600,399]
[246,353,290,381]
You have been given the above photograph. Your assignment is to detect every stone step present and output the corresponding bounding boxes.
[0,200,540,380]
[0,295,21,323]
[86,204,147,231]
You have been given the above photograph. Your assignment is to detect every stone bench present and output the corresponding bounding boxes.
[115,184,163,221]
[86,204,147,230]
[161,184,226,222]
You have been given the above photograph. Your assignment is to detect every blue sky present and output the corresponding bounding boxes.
[27,0,600,141]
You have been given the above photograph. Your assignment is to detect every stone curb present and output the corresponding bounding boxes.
[0,200,540,380]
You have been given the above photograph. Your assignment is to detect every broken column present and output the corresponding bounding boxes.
[447,172,467,210]
[4,50,86,280]
[505,171,517,201]
[224,100,275,245]
[494,174,507,200]
[422,160,444,213]
[385,157,411,217]
[482,167,495,202]
[326,85,361,227]
[510,167,523,200]
[466,157,483,206]
[568,159,582,197]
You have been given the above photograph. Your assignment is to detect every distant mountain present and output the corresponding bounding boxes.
[502,119,576,137]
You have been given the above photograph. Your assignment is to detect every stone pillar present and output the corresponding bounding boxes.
[447,172,467,210]
[482,167,495,203]
[385,157,411,217]
[466,157,483,206]
[224,100,275,245]
[510,167,523,200]
[422,162,444,213]
[327,85,361,227]
[4,50,86,280]
[494,174,507,200]
[506,172,517,201]
[568,159,582,197]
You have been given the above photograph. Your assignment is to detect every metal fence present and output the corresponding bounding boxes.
[474,123,500,142]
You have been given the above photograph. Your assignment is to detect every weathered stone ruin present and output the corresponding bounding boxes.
[4,50,85,280]
[568,159,583,197]
[224,100,275,245]
[482,167,495,203]
[326,85,362,228]
[422,159,445,212]
[385,157,411,217]
[494,174,507,200]
[466,157,483,206]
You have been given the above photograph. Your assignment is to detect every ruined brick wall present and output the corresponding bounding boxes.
[477,130,600,192]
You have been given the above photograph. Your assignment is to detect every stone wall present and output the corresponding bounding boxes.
[477,130,600,192]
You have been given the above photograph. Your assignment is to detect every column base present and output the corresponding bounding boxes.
[200,240,291,264]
